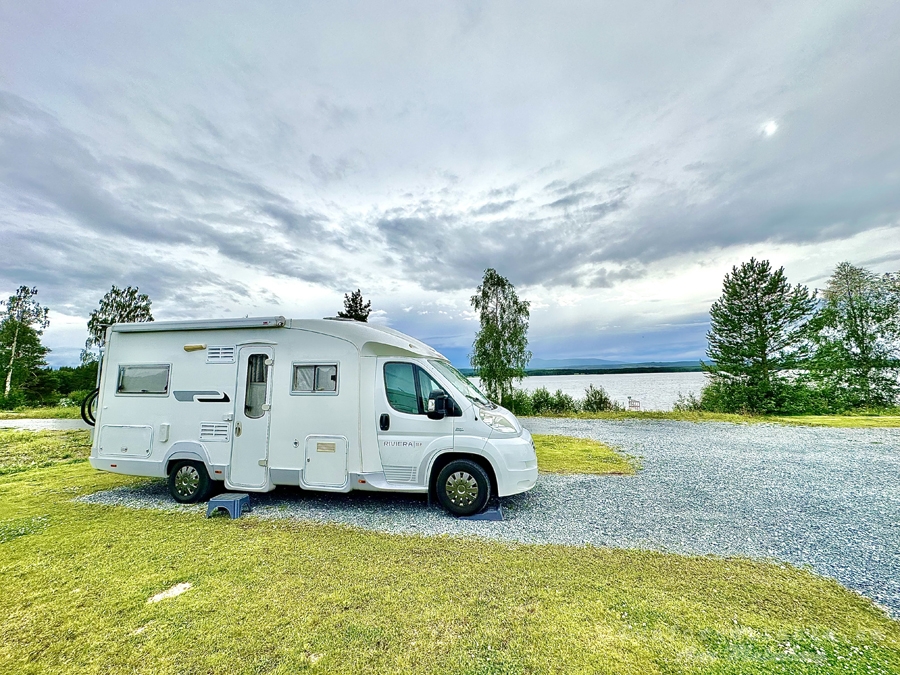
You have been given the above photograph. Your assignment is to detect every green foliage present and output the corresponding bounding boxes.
[507,384,621,415]
[0,286,51,398]
[807,263,900,410]
[470,268,532,404]
[705,258,816,414]
[0,389,27,411]
[337,288,372,322]
[549,389,577,413]
[582,383,623,412]
[84,285,153,362]
[530,386,553,414]
[672,391,704,412]
[504,387,534,416]
[54,362,98,396]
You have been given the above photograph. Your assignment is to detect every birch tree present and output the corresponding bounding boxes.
[470,268,532,405]
[83,285,153,362]
[808,263,900,409]
[0,286,50,397]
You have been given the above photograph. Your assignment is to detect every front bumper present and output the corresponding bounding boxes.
[486,430,539,496]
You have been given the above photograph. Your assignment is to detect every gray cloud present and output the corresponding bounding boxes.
[2,0,899,364]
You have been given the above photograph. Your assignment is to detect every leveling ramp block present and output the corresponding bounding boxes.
[206,493,251,519]
[459,503,504,521]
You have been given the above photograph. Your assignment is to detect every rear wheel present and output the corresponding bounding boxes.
[167,460,212,503]
[435,459,490,517]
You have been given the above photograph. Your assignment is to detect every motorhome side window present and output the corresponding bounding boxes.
[384,363,446,415]
[291,364,338,393]
[116,364,170,395]
[244,354,268,418]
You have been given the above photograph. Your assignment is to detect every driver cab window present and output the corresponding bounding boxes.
[384,362,447,415]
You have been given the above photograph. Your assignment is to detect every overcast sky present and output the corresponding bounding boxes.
[2,0,899,367]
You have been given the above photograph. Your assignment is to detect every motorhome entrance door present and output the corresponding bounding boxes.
[229,346,273,489]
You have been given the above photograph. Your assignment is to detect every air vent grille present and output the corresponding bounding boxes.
[199,422,230,442]
[383,465,416,482]
[206,346,235,363]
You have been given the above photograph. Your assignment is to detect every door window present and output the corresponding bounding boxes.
[384,363,418,414]
[244,354,268,418]
[384,363,448,415]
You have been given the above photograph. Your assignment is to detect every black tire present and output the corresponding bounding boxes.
[167,460,213,504]
[435,459,490,517]
[80,388,99,427]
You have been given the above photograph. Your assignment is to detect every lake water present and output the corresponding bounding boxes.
[474,371,708,411]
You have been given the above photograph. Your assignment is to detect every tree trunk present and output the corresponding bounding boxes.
[4,323,19,396]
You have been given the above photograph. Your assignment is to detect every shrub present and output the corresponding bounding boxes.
[531,387,553,415]
[582,384,622,412]
[505,388,534,416]
[0,390,27,410]
[672,391,703,412]
[549,389,578,414]
[67,389,94,407]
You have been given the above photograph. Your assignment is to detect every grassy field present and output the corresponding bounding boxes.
[0,430,631,478]
[532,433,637,474]
[4,405,900,427]
[0,405,81,420]
[525,410,900,427]
[0,431,898,673]
[0,428,92,475]
[767,415,900,428]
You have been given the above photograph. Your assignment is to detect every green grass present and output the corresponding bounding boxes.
[0,428,91,475]
[5,404,900,427]
[768,415,900,428]
[0,405,82,419]
[526,410,900,427]
[0,431,898,673]
[533,433,637,475]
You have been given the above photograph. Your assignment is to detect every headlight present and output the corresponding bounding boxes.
[479,408,519,434]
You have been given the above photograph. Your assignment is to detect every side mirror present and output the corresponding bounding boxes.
[427,392,448,420]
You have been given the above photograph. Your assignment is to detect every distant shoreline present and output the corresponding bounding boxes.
[460,366,705,377]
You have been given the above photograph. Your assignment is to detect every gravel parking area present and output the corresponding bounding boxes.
[79,418,900,617]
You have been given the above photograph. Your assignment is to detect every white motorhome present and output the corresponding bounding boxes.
[88,317,538,516]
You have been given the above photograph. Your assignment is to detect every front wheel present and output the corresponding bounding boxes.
[435,459,490,517]
[167,460,213,503]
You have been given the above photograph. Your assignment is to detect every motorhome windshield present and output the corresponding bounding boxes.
[429,360,495,408]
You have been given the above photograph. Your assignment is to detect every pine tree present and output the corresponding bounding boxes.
[470,269,532,405]
[704,258,815,414]
[338,289,372,322]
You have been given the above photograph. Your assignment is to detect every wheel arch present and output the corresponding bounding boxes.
[164,441,214,478]
[427,451,498,500]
